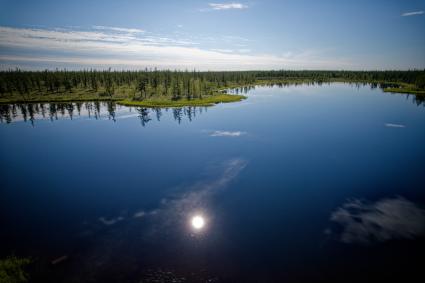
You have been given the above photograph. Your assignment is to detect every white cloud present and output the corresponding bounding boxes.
[0,25,353,70]
[0,26,196,49]
[208,3,248,10]
[210,48,250,54]
[401,10,424,16]
[210,48,234,53]
[385,123,405,128]
[92,25,144,33]
[209,130,246,137]
[133,211,146,218]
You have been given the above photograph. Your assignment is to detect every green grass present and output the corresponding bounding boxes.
[383,87,425,95]
[0,85,247,107]
[117,94,246,107]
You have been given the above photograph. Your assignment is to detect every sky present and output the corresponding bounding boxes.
[0,0,424,70]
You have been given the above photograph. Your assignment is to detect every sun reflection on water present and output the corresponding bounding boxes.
[191,215,206,231]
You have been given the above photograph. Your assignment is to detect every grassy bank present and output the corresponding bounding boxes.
[117,94,246,107]
[383,86,425,95]
[0,90,245,107]
[0,84,246,106]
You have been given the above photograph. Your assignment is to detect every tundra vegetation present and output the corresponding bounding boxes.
[0,69,424,106]
[0,256,31,283]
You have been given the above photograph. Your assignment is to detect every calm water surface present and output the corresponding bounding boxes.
[1,83,424,282]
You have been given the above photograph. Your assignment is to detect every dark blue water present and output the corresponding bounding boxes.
[1,83,424,282]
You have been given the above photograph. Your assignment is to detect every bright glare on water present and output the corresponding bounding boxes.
[191,215,205,230]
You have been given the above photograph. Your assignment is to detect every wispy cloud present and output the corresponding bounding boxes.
[0,25,353,70]
[385,123,405,128]
[148,158,248,233]
[92,25,144,33]
[133,210,146,218]
[99,216,124,226]
[209,130,246,137]
[210,48,251,53]
[210,48,235,53]
[0,26,196,48]
[208,3,248,10]
[401,10,424,16]
[326,197,425,244]
[106,159,248,235]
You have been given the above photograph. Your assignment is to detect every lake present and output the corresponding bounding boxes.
[1,83,424,282]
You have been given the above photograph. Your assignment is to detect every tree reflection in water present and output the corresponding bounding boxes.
[0,101,208,126]
[136,108,151,127]
[1,83,423,125]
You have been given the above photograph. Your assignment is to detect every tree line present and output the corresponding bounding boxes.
[0,69,424,100]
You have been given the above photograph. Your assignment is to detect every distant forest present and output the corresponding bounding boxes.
[1,69,424,101]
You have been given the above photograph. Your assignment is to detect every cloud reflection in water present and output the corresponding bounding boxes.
[327,196,425,244]
[209,130,247,137]
[121,158,248,238]
[98,216,124,226]
[150,158,247,233]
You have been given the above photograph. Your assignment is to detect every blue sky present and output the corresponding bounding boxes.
[0,0,424,70]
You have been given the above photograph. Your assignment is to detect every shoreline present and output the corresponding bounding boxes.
[0,80,423,107]
[0,94,246,107]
